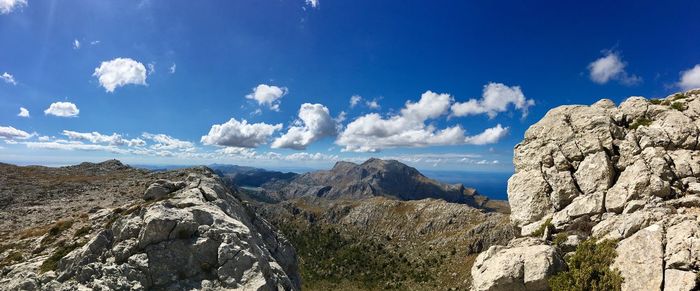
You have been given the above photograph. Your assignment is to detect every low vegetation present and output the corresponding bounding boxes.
[532,218,552,237]
[40,240,83,273]
[671,101,687,111]
[548,239,623,291]
[629,117,652,129]
[279,224,443,290]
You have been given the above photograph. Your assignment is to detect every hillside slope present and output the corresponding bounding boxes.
[0,161,300,290]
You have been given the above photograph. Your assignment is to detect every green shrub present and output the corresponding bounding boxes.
[672,93,688,100]
[73,226,91,238]
[648,99,663,105]
[548,239,623,291]
[629,118,652,129]
[671,102,687,111]
[40,241,81,273]
[532,218,552,237]
[553,233,568,246]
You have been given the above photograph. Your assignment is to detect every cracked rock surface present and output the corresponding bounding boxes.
[472,89,700,291]
[0,161,300,290]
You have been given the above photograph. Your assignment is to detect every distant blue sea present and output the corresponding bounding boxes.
[421,170,512,201]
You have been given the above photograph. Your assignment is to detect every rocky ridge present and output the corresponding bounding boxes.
[471,89,700,290]
[0,162,300,290]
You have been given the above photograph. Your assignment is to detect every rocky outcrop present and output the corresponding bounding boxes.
[0,165,300,290]
[472,89,700,290]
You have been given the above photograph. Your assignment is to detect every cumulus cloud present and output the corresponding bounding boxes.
[350,95,362,108]
[142,132,194,151]
[451,83,534,118]
[1,72,16,85]
[678,65,700,91]
[169,63,176,74]
[0,125,32,140]
[201,118,282,148]
[44,102,79,117]
[272,103,337,150]
[284,152,338,161]
[0,0,26,14]
[73,39,80,49]
[62,130,146,147]
[305,0,318,8]
[93,58,148,92]
[245,84,287,111]
[464,124,509,145]
[17,107,29,117]
[366,99,380,110]
[337,91,507,152]
[588,51,641,85]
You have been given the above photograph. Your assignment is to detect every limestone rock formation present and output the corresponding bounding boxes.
[472,89,700,290]
[0,163,300,290]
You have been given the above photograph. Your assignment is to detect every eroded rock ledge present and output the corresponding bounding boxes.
[0,167,300,290]
[472,89,700,291]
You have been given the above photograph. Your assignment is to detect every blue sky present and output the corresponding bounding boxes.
[1,0,700,172]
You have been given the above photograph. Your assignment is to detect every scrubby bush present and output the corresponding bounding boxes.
[648,99,663,105]
[548,239,623,291]
[629,118,652,129]
[532,218,552,237]
[671,102,687,111]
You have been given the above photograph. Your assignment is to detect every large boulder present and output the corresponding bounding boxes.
[471,238,565,291]
[613,224,665,291]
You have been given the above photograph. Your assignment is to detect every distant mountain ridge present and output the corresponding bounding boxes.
[261,158,491,207]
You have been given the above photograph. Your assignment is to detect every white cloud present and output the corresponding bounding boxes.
[147,62,155,75]
[201,118,282,148]
[73,39,80,49]
[62,130,146,147]
[25,141,128,154]
[169,63,176,74]
[305,0,318,8]
[451,83,534,118]
[588,51,641,85]
[44,102,79,117]
[678,65,700,91]
[142,132,194,151]
[90,40,100,45]
[93,58,148,92]
[464,124,509,145]
[216,147,258,158]
[17,107,29,118]
[337,91,509,152]
[272,103,337,150]
[284,152,338,161]
[245,84,287,111]
[350,95,362,108]
[0,125,32,140]
[0,0,26,14]
[1,72,16,85]
[366,99,380,110]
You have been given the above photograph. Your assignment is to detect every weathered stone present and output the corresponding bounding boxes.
[613,224,664,291]
[574,151,614,194]
[664,269,697,291]
[508,171,552,227]
[471,238,565,291]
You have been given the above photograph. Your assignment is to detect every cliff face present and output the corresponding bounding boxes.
[471,89,700,291]
[0,161,300,290]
